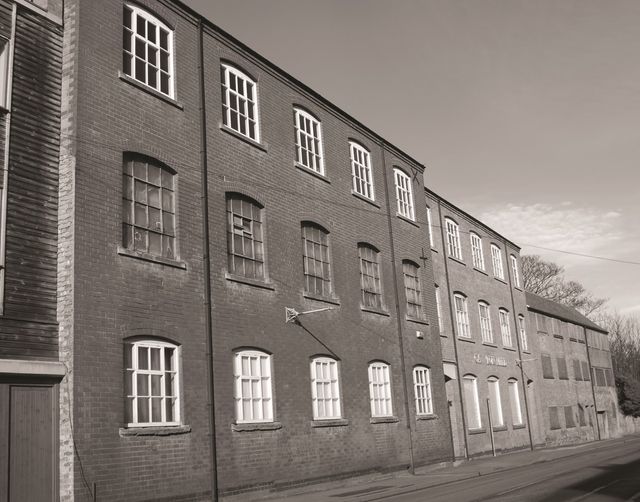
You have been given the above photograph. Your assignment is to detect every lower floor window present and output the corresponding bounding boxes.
[125,339,180,426]
[233,350,273,423]
[368,362,393,417]
[413,366,433,415]
[311,357,341,419]
[488,377,504,427]
[463,375,482,430]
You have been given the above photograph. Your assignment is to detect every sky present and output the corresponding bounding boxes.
[184,0,640,315]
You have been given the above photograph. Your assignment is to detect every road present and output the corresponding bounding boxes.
[265,436,640,502]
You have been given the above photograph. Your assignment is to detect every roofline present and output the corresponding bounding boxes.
[526,304,608,335]
[424,187,521,250]
[169,0,427,171]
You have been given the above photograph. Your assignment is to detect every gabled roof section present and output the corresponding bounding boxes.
[525,292,607,334]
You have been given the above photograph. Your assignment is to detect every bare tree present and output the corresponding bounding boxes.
[598,311,640,381]
[521,255,607,317]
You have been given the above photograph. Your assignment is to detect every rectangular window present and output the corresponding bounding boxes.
[478,302,493,344]
[510,255,520,287]
[578,406,586,426]
[350,142,374,200]
[470,233,485,270]
[359,244,382,309]
[564,406,575,428]
[491,244,504,280]
[294,108,324,174]
[581,361,590,381]
[221,64,260,141]
[369,362,393,417]
[123,4,174,97]
[488,378,504,427]
[403,261,423,319]
[573,359,582,381]
[595,368,606,387]
[0,38,9,109]
[234,351,273,423]
[310,358,341,419]
[549,406,561,430]
[499,309,512,347]
[605,368,614,387]
[518,315,528,352]
[445,219,462,260]
[508,380,523,426]
[413,366,433,416]
[426,206,434,247]
[463,376,482,430]
[557,357,568,380]
[541,354,554,379]
[435,285,443,331]
[226,195,265,280]
[302,223,332,297]
[454,294,471,338]
[536,313,548,334]
[394,168,415,220]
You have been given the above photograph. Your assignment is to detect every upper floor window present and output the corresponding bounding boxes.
[123,155,176,259]
[302,222,332,297]
[491,244,504,280]
[445,218,462,260]
[518,315,528,352]
[125,339,180,426]
[368,362,393,417]
[508,379,523,426]
[402,260,423,320]
[350,142,374,200]
[221,64,260,142]
[226,194,265,280]
[123,4,174,97]
[435,285,443,330]
[426,206,434,247]
[454,293,471,339]
[499,308,512,347]
[488,377,504,427]
[310,357,341,420]
[541,354,554,379]
[463,374,481,430]
[536,313,548,334]
[478,301,493,344]
[394,168,415,220]
[294,108,324,175]
[470,232,485,270]
[359,244,382,309]
[0,37,9,110]
[412,366,433,415]
[510,255,520,287]
[233,350,273,423]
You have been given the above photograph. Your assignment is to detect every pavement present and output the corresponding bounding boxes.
[222,434,640,502]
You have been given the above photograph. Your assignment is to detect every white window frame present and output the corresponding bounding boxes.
[491,244,504,280]
[394,168,415,221]
[426,206,434,247]
[221,63,260,142]
[125,339,180,427]
[463,375,482,430]
[510,255,520,288]
[454,293,471,339]
[350,141,374,200]
[435,285,443,330]
[0,36,10,110]
[294,107,324,175]
[470,232,485,270]
[368,362,393,417]
[233,350,274,423]
[478,301,494,344]
[508,379,523,426]
[499,308,512,347]
[123,4,175,98]
[445,218,462,260]
[518,314,528,352]
[310,357,342,420]
[413,366,433,416]
[488,377,504,427]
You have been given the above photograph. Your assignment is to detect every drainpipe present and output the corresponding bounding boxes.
[584,326,601,441]
[436,199,469,460]
[380,140,415,475]
[503,242,534,451]
[198,19,219,501]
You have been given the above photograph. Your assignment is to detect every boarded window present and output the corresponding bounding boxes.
[578,406,586,426]
[564,406,575,428]
[549,406,561,430]
[557,357,569,380]
[581,361,590,381]
[595,368,606,387]
[541,354,554,379]
[573,360,582,381]
[536,313,548,333]
[605,368,615,387]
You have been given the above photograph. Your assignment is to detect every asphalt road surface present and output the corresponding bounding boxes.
[359,438,640,502]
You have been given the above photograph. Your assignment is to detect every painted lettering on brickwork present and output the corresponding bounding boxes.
[473,353,507,367]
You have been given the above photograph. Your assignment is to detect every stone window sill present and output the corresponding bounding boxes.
[448,255,466,266]
[225,272,276,290]
[311,418,349,428]
[468,428,486,435]
[303,292,340,305]
[118,246,187,270]
[351,190,380,208]
[294,162,330,183]
[397,214,419,228]
[232,421,282,432]
[473,267,488,276]
[482,342,497,348]
[406,315,429,326]
[417,414,438,421]
[118,72,184,110]
[492,426,508,432]
[119,425,191,437]
[458,336,475,343]
[361,306,390,317]
[513,424,526,430]
[220,124,268,152]
[503,346,517,352]
[370,416,399,424]
[494,277,508,285]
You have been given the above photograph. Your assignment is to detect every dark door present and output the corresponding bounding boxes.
[0,381,57,502]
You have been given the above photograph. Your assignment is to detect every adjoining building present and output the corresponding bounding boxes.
[525,292,620,445]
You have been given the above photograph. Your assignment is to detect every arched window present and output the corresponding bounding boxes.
[478,301,493,344]
[125,339,180,426]
[491,244,504,280]
[402,260,424,320]
[368,362,393,417]
[508,378,523,426]
[463,374,481,430]
[302,222,332,297]
[394,168,415,221]
[470,232,485,270]
[233,350,273,423]
[310,357,341,419]
[123,4,174,97]
[349,141,374,200]
[445,218,462,260]
[123,154,176,259]
[434,284,443,329]
[518,314,528,352]
[499,308,512,347]
[226,194,265,280]
[412,365,433,415]
[359,243,382,309]
[294,107,324,174]
[454,293,471,339]
[510,255,520,287]
[221,63,260,141]
[488,376,504,427]
[426,205,434,247]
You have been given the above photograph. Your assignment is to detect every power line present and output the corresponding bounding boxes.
[519,243,640,266]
